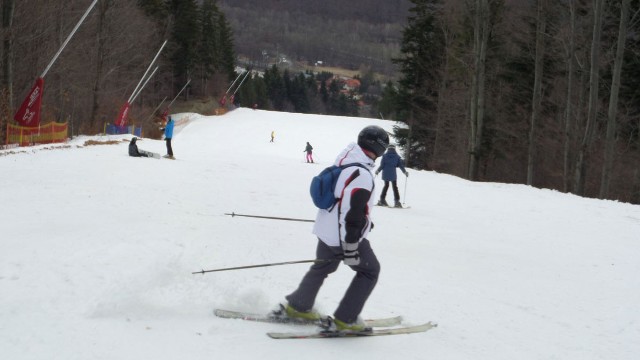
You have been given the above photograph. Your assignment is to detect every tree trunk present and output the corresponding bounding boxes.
[1,0,14,101]
[574,0,604,196]
[527,0,547,186]
[433,23,451,169]
[405,107,414,168]
[90,0,110,128]
[599,0,630,199]
[1,0,15,142]
[563,0,576,193]
[468,0,489,181]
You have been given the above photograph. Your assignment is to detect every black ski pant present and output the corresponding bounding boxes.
[380,180,400,202]
[165,138,173,156]
[286,238,380,324]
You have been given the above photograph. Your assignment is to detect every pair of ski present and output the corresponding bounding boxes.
[375,204,411,209]
[214,308,436,339]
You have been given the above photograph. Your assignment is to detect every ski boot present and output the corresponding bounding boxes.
[394,200,403,208]
[320,316,371,334]
[377,199,388,207]
[270,303,321,324]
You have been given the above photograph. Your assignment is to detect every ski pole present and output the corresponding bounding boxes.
[192,259,335,274]
[225,212,314,223]
[403,175,408,206]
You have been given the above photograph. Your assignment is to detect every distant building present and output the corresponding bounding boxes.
[343,78,361,91]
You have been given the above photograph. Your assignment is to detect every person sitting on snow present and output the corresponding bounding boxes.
[128,137,149,157]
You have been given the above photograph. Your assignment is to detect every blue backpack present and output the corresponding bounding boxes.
[310,163,367,210]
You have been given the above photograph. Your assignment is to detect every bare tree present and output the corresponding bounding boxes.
[0,0,15,142]
[468,0,490,181]
[562,0,577,193]
[527,0,547,185]
[89,0,111,127]
[1,0,14,104]
[599,0,631,198]
[574,0,604,196]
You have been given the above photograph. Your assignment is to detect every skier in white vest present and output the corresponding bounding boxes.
[272,125,389,333]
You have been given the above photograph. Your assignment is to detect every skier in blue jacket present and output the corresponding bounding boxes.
[375,144,408,208]
[162,116,175,159]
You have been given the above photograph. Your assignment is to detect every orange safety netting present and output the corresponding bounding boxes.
[6,122,68,146]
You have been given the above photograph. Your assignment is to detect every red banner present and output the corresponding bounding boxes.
[14,77,45,127]
[114,101,131,127]
[161,108,169,123]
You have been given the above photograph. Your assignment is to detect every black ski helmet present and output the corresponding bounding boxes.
[357,125,389,157]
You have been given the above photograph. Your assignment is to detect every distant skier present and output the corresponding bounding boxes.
[128,137,149,157]
[375,144,408,208]
[271,130,275,143]
[304,142,314,163]
[161,116,175,159]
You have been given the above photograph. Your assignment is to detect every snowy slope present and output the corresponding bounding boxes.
[1,108,639,360]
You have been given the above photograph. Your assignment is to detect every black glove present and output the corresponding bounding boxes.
[341,242,360,266]
[404,171,409,177]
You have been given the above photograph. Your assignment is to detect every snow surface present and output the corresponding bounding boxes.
[1,108,639,360]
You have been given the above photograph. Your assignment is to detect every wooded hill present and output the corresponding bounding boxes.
[217,0,412,76]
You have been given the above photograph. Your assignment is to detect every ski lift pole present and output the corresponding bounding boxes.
[168,79,192,108]
[192,259,335,274]
[143,96,167,123]
[232,71,251,95]
[130,66,158,103]
[41,0,98,78]
[225,72,244,94]
[129,40,167,103]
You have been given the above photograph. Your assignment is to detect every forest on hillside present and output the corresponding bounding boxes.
[379,0,640,204]
[217,0,412,76]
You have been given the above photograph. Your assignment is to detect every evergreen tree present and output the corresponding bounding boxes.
[377,81,400,119]
[199,0,218,78]
[319,79,329,105]
[213,4,236,77]
[138,0,168,21]
[289,73,311,113]
[253,75,269,109]
[195,0,236,97]
[169,0,200,82]
[264,65,287,110]
[392,0,445,169]
[283,69,293,103]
